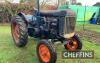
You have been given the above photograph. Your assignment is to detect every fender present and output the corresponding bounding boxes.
[17,12,36,24]
[17,12,28,24]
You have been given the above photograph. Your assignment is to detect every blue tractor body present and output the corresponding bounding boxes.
[11,0,82,63]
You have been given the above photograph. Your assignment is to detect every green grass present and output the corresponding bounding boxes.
[0,24,100,63]
[75,24,100,32]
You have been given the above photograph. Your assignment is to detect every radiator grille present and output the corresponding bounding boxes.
[59,16,76,36]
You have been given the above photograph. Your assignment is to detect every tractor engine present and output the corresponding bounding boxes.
[40,9,76,39]
[43,17,58,38]
[27,9,76,39]
[43,16,76,39]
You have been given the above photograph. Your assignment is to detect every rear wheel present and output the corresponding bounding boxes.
[11,16,28,47]
[36,39,57,63]
[64,35,82,51]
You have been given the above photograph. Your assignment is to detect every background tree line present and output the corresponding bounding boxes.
[0,0,58,23]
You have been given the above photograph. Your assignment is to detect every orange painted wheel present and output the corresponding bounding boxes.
[37,40,57,63]
[64,35,82,51]
[66,39,78,51]
[39,44,51,62]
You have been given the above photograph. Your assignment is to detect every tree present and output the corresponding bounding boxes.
[93,2,100,6]
[20,0,25,3]
[76,2,82,5]
[58,0,67,6]
[20,0,35,3]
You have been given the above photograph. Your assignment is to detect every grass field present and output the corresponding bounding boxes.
[0,24,100,63]
[75,24,100,32]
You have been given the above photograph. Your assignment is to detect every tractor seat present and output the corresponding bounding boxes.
[39,10,66,17]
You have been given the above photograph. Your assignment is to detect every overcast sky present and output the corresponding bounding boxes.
[12,0,100,6]
[77,0,100,6]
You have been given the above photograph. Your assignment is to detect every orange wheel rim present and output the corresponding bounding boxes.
[39,44,51,62]
[12,23,20,43]
[66,39,78,51]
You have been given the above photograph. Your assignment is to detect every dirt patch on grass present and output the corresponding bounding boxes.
[77,30,100,44]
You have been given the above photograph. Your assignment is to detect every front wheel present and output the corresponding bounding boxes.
[36,39,57,63]
[64,35,82,51]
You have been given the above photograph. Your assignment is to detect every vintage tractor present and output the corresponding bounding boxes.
[11,0,82,63]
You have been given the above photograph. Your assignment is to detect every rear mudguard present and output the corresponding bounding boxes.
[17,13,28,24]
[17,13,36,37]
[17,12,37,26]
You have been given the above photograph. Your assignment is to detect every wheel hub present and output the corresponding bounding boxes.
[39,44,51,63]
[66,39,78,51]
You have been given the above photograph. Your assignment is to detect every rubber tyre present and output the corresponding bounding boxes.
[36,39,57,63]
[64,34,82,51]
[11,16,28,47]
